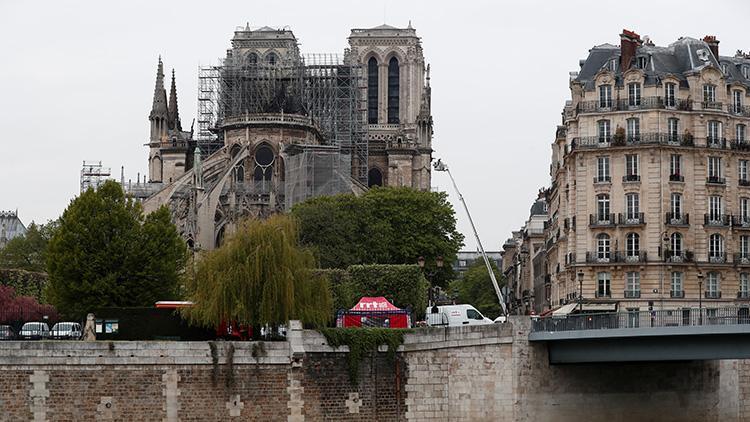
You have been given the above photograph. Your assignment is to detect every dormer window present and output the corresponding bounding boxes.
[635,57,647,69]
[721,63,728,74]
[743,66,750,79]
[608,59,617,72]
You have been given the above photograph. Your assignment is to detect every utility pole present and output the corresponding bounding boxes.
[433,159,509,316]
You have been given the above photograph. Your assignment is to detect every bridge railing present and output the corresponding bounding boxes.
[531,306,750,333]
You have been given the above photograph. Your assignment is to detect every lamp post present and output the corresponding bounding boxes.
[418,256,444,308]
[697,271,704,325]
[577,270,584,312]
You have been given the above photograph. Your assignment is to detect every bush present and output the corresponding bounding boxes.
[0,269,48,303]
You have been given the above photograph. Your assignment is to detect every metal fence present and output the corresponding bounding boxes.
[531,306,750,333]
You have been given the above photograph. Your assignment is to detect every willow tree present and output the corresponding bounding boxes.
[182,215,332,328]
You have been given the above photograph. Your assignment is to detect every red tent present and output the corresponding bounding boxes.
[337,297,411,328]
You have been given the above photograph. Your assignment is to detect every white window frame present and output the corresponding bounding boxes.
[597,272,611,297]
[708,156,722,178]
[665,83,676,108]
[599,85,612,108]
[704,84,717,103]
[626,193,640,219]
[626,232,640,257]
[598,120,611,143]
[671,271,683,293]
[740,160,749,182]
[597,194,610,220]
[709,196,723,220]
[597,156,610,181]
[671,232,683,255]
[738,124,747,143]
[668,118,679,141]
[626,272,640,292]
[708,120,722,143]
[625,155,639,177]
[671,193,682,218]
[627,118,640,142]
[734,90,744,113]
[709,234,724,258]
[597,233,611,259]
[670,154,682,177]
[628,83,642,107]
[741,273,749,294]
[707,272,720,294]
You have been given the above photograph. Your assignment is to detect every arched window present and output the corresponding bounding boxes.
[709,233,725,262]
[230,144,241,159]
[597,233,611,260]
[266,52,277,66]
[387,57,399,124]
[367,57,378,124]
[253,144,275,193]
[235,165,244,182]
[626,233,640,258]
[247,53,258,66]
[368,168,383,188]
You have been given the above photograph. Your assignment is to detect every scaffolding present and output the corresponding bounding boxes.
[80,161,111,193]
[196,53,367,184]
[284,144,353,209]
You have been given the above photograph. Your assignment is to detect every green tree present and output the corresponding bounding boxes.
[292,187,464,286]
[181,214,331,328]
[46,181,186,317]
[449,259,504,319]
[0,220,59,272]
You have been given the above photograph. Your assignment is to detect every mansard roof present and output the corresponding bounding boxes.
[575,36,750,90]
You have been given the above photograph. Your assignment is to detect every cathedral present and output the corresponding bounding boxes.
[134,23,434,250]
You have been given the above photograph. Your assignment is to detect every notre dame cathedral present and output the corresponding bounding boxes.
[133,23,433,250]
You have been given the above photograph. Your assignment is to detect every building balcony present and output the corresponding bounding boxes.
[618,212,645,226]
[593,175,611,184]
[740,179,750,187]
[731,140,750,152]
[734,253,750,265]
[595,290,612,299]
[705,291,722,299]
[706,137,729,149]
[669,174,685,182]
[623,251,647,263]
[624,290,641,299]
[585,251,645,264]
[576,97,691,114]
[570,133,693,151]
[666,212,689,226]
[590,214,616,227]
[664,250,693,263]
[670,290,685,298]
[706,176,726,185]
[622,174,641,183]
[738,291,750,299]
[702,101,724,111]
[733,216,750,229]
[730,105,750,117]
[708,252,728,263]
[704,214,731,227]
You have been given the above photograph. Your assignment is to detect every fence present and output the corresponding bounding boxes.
[531,306,750,333]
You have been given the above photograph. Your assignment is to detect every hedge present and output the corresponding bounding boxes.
[0,269,48,303]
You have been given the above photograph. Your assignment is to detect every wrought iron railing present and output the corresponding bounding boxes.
[704,214,730,227]
[530,306,750,333]
[665,212,689,226]
[589,214,616,227]
[618,212,645,225]
[664,250,693,263]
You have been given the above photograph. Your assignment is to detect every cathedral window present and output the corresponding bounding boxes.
[253,144,275,192]
[247,53,258,66]
[387,57,400,124]
[368,168,383,187]
[266,52,277,66]
[368,57,379,124]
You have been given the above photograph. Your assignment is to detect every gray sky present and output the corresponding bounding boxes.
[1,0,749,251]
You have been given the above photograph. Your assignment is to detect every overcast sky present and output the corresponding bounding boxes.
[2,0,749,251]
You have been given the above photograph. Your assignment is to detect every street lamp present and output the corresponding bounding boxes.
[577,270,584,312]
[418,256,443,307]
[697,270,704,325]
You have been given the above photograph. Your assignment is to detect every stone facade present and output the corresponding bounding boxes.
[545,30,750,313]
[0,210,26,248]
[133,24,433,250]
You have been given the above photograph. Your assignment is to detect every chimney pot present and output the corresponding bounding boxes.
[620,29,642,71]
[703,35,720,59]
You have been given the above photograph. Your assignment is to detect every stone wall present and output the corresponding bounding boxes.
[1,318,749,421]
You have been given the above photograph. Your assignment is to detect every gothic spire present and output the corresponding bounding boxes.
[149,56,168,120]
[168,68,182,131]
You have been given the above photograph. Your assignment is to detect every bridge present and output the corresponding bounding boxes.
[529,306,750,363]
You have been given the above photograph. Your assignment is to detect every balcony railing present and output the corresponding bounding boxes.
[623,251,647,263]
[593,175,611,184]
[576,97,691,114]
[590,214,616,227]
[585,251,646,264]
[708,252,728,263]
[670,290,685,298]
[706,137,729,149]
[704,214,731,227]
[740,179,750,187]
[706,176,726,185]
[733,216,750,229]
[705,291,722,299]
[570,133,694,152]
[618,212,645,226]
[622,174,641,183]
[730,105,750,117]
[669,174,685,182]
[624,290,641,298]
[731,140,750,152]
[734,253,750,265]
[664,250,693,263]
[738,291,750,299]
[595,290,612,299]
[666,212,689,226]
[702,101,724,111]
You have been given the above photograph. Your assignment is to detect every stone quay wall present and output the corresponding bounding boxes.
[1,318,750,421]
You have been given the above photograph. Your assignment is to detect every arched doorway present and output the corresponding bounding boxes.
[368,168,383,188]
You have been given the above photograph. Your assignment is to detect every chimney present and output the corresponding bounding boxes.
[703,35,720,59]
[620,29,642,71]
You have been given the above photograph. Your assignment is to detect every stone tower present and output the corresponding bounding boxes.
[347,23,433,190]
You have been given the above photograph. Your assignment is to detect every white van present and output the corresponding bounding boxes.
[425,304,494,327]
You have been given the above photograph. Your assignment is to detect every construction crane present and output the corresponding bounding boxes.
[433,159,509,317]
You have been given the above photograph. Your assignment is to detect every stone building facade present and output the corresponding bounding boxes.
[134,24,433,250]
[545,30,750,314]
[0,210,26,248]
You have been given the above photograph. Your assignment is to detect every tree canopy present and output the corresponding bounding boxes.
[46,181,186,318]
[181,214,332,328]
[0,220,58,272]
[291,187,464,286]
[449,259,504,319]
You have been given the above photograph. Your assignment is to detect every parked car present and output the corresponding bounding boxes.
[50,322,82,340]
[18,322,50,340]
[424,304,494,327]
[0,325,15,340]
[493,315,507,324]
